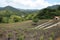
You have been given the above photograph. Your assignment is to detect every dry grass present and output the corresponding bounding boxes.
[0,19,60,40]
[0,20,49,29]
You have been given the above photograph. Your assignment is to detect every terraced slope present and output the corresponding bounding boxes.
[34,20,59,29]
[34,20,53,29]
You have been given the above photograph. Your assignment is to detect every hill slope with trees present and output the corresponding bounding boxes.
[0,6,38,23]
[37,5,60,19]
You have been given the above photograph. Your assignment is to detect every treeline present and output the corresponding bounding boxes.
[0,10,23,23]
[0,6,38,23]
[37,5,60,19]
[0,10,38,23]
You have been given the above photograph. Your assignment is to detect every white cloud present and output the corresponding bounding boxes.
[0,0,60,9]
[8,0,52,9]
[0,0,8,7]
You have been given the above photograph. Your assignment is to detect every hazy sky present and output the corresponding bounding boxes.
[0,0,60,9]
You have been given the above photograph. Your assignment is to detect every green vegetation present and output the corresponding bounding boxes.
[40,35,44,40]
[49,32,55,40]
[8,32,13,38]
[37,6,60,19]
[49,37,53,40]
[0,5,60,23]
[17,34,24,40]
[32,18,39,23]
[0,6,38,23]
[32,18,39,25]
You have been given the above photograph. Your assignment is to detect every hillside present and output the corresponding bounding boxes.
[37,5,60,19]
[0,6,38,23]
[47,5,60,9]
[0,5,60,19]
[0,6,38,15]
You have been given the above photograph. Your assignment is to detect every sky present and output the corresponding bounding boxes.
[0,0,60,9]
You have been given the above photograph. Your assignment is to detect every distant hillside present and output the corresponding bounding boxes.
[0,6,38,16]
[47,5,60,9]
[0,6,39,23]
[37,5,60,19]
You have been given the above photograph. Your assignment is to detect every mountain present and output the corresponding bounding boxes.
[47,5,60,9]
[0,6,38,16]
[3,6,20,11]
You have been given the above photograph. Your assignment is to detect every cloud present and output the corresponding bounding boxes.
[0,0,8,7]
[8,0,52,9]
[0,0,60,9]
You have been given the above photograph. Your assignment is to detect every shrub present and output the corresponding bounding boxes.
[10,15,22,22]
[32,18,39,23]
[32,18,39,25]
[49,37,53,40]
[40,35,44,40]
[2,17,9,23]
[17,34,24,40]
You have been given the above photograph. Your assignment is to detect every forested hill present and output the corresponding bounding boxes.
[0,6,38,16]
[0,6,38,23]
[37,5,60,19]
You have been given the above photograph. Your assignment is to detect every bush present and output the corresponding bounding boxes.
[49,37,53,40]
[10,15,22,22]
[17,34,24,40]
[32,18,39,25]
[40,35,44,40]
[2,17,9,23]
[32,18,39,23]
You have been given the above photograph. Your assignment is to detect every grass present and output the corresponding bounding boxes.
[0,20,49,29]
[0,19,59,40]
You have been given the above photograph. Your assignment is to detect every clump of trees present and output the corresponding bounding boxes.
[0,7,39,23]
[0,10,38,23]
[9,15,22,23]
[0,15,23,23]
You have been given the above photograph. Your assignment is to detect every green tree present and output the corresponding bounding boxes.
[32,18,39,25]
[2,17,9,23]
[9,15,22,22]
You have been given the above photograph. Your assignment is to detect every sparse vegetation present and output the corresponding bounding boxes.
[40,35,44,40]
[49,37,53,40]
[17,34,24,40]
